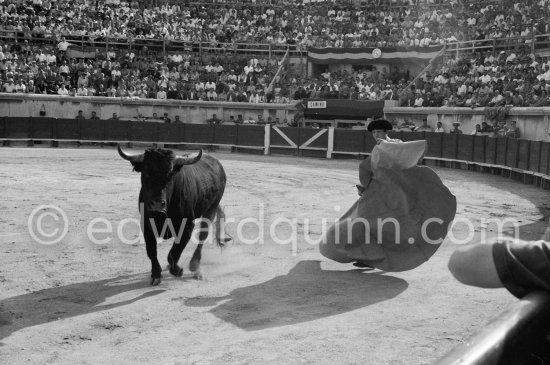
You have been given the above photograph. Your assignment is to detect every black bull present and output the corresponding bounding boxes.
[118,145,229,285]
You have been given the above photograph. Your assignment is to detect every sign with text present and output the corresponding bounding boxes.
[307,100,327,109]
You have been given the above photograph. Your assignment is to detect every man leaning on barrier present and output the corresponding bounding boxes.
[448,225,550,298]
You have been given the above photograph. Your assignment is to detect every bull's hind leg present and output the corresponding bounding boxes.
[167,222,194,277]
[214,205,232,245]
[189,205,229,280]
[189,220,209,280]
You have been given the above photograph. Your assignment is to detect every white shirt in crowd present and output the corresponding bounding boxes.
[58,86,69,95]
[57,40,72,51]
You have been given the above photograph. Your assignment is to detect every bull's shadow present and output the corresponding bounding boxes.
[185,260,408,331]
[0,274,165,343]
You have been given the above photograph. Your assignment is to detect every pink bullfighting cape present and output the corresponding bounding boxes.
[320,140,457,272]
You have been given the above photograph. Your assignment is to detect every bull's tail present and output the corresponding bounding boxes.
[214,205,232,248]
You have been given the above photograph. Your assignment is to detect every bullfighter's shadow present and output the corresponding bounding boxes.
[0,274,165,343]
[185,260,408,331]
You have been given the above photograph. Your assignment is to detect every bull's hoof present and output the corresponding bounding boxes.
[169,265,184,277]
[189,259,200,272]
[193,270,204,281]
[217,237,232,246]
[150,277,162,286]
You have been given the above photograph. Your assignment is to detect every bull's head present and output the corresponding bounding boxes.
[118,145,202,215]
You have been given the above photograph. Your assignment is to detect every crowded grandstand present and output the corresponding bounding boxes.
[1,0,550,108]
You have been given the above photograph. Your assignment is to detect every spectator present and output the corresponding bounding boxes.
[3,79,16,93]
[156,87,167,100]
[464,93,477,108]
[512,92,524,107]
[15,80,26,94]
[107,86,117,98]
[163,113,171,123]
[480,121,493,133]
[503,91,514,106]
[57,37,72,54]
[434,121,445,133]
[424,92,440,107]
[249,91,263,103]
[27,80,39,94]
[413,92,425,107]
[75,110,85,119]
[244,115,257,124]
[207,114,222,125]
[397,119,416,132]
[109,113,119,120]
[77,85,88,97]
[415,118,433,132]
[531,90,550,106]
[218,90,228,102]
[206,88,218,101]
[90,111,100,120]
[59,61,70,77]
[488,90,505,107]
[471,124,482,135]
[174,115,182,123]
[494,121,508,138]
[506,121,521,139]
[236,91,248,103]
[450,122,463,134]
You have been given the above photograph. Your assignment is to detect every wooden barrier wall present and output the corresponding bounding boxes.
[1,118,549,188]
[0,117,267,150]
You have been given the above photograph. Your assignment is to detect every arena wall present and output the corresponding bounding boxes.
[0,94,297,124]
[2,119,549,189]
[1,93,549,143]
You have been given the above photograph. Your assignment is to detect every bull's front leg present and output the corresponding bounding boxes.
[143,222,163,286]
[167,221,194,277]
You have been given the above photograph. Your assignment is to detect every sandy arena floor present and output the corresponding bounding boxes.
[1,146,549,365]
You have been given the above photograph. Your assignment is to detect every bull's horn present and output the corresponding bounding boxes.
[175,149,202,166]
[117,144,144,164]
